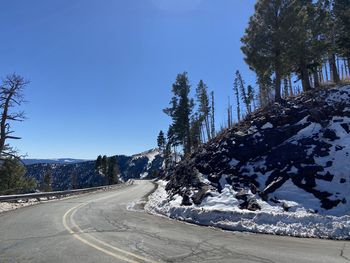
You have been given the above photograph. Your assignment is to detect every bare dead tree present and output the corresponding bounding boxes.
[0,74,28,159]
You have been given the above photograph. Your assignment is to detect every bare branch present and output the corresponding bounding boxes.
[0,73,29,157]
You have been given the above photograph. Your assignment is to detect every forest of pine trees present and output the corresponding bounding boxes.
[241,0,350,102]
[95,155,120,185]
[159,0,350,166]
[161,72,216,165]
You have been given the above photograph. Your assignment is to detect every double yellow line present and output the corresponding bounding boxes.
[62,192,158,263]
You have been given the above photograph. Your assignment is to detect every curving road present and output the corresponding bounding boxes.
[0,180,349,263]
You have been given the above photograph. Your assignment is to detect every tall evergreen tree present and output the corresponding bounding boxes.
[247,85,255,110]
[318,0,340,83]
[71,171,78,189]
[286,0,326,91]
[42,169,52,192]
[233,72,241,121]
[157,130,166,152]
[236,71,251,114]
[95,155,102,171]
[0,159,36,194]
[333,0,350,69]
[210,91,216,139]
[241,0,294,101]
[195,80,211,141]
[101,155,108,176]
[107,156,120,185]
[257,73,273,107]
[163,72,194,157]
[190,113,201,151]
[283,78,289,98]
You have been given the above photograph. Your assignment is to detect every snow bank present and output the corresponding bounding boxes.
[145,181,350,240]
[0,199,38,213]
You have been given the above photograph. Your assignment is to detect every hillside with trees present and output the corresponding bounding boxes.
[147,0,350,239]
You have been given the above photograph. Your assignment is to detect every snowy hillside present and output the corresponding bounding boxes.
[25,148,163,191]
[146,85,350,239]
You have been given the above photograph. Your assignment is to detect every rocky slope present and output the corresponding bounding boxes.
[147,85,350,239]
[25,149,163,191]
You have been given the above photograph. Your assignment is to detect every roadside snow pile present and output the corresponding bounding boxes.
[148,85,350,239]
[0,200,38,213]
[145,181,350,239]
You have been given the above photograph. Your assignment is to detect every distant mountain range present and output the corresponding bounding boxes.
[22,158,89,165]
[24,149,163,191]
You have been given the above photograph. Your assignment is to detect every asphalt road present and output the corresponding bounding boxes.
[0,180,349,263]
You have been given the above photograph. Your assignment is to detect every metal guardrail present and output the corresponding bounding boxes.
[0,183,125,202]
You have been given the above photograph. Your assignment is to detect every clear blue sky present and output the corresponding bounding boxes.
[0,0,256,159]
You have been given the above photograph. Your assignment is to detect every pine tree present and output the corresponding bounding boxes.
[210,91,215,139]
[288,75,294,96]
[241,0,294,101]
[333,0,350,70]
[95,155,102,171]
[42,169,52,192]
[247,85,255,110]
[166,126,176,155]
[157,130,166,152]
[318,0,340,83]
[163,72,194,157]
[164,128,173,169]
[233,72,241,121]
[190,114,201,151]
[195,80,211,141]
[236,71,251,114]
[101,155,108,176]
[285,0,325,91]
[107,156,120,185]
[257,73,273,107]
[283,79,289,98]
[0,159,36,194]
[227,97,233,128]
[71,171,78,189]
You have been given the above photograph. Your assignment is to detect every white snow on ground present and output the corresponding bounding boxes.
[0,199,38,213]
[145,181,350,239]
[261,122,273,129]
[131,148,161,178]
[132,148,160,165]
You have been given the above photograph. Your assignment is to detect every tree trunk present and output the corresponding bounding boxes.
[275,70,282,101]
[329,53,340,83]
[300,62,311,92]
[347,58,350,78]
[313,70,320,89]
[324,63,329,83]
[319,68,324,84]
[205,117,211,141]
[288,75,293,96]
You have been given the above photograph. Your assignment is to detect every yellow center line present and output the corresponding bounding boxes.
[62,189,158,263]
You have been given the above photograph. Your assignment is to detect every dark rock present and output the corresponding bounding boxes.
[340,123,350,133]
[335,145,344,151]
[181,194,192,206]
[321,198,341,210]
[192,186,211,205]
[326,161,333,167]
[282,202,290,212]
[240,198,261,211]
[323,129,339,141]
[236,189,250,201]
[263,173,289,195]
